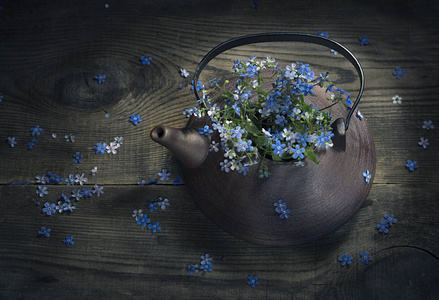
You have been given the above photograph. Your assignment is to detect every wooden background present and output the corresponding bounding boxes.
[1,0,438,299]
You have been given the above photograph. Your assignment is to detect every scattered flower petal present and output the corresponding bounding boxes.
[418,137,429,149]
[187,265,198,274]
[36,185,48,197]
[148,221,161,233]
[38,227,51,237]
[94,73,106,84]
[392,66,405,79]
[72,152,83,164]
[180,68,189,78]
[359,35,369,46]
[247,275,259,287]
[392,95,402,104]
[158,169,170,181]
[92,184,104,196]
[63,235,74,246]
[359,251,372,264]
[363,170,371,183]
[130,114,141,125]
[42,202,56,215]
[30,125,42,136]
[422,120,434,130]
[7,137,17,147]
[384,214,397,226]
[141,56,152,65]
[406,160,418,171]
[377,220,389,233]
[338,253,353,266]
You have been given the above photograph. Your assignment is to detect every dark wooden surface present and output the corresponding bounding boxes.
[1,0,438,299]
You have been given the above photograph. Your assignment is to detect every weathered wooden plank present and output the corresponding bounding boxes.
[0,182,438,299]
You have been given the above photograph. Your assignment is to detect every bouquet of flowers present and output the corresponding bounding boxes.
[184,56,351,178]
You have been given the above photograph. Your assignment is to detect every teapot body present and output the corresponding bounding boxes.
[176,84,375,246]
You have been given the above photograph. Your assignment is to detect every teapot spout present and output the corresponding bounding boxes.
[150,125,211,168]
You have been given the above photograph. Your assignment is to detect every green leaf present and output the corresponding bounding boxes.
[304,148,319,164]
[245,122,261,136]
[271,154,282,162]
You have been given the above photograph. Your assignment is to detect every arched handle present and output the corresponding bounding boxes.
[193,32,364,131]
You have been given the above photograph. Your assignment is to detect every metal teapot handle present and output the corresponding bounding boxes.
[193,32,364,131]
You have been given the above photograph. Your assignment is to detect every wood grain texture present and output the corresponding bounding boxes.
[0,0,438,299]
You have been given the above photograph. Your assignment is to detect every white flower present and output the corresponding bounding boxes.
[75,173,88,185]
[180,68,189,78]
[392,95,402,104]
[224,150,236,159]
[106,142,118,154]
[91,167,98,176]
[262,128,272,137]
[114,136,123,147]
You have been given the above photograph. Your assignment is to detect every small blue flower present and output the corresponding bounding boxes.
[94,73,106,84]
[338,253,353,266]
[157,197,170,210]
[292,144,305,160]
[198,125,213,136]
[71,189,83,201]
[273,199,286,213]
[422,120,434,130]
[296,133,309,147]
[393,66,405,79]
[30,125,42,136]
[7,137,17,147]
[149,178,158,185]
[418,137,429,149]
[140,55,152,65]
[63,235,74,246]
[38,227,51,237]
[363,170,371,184]
[272,140,286,156]
[187,265,198,274]
[42,202,56,215]
[384,214,397,226]
[81,188,93,198]
[191,80,203,92]
[279,207,291,219]
[65,174,75,186]
[28,139,38,149]
[136,214,150,227]
[93,143,107,154]
[359,251,373,264]
[232,103,241,116]
[377,221,389,233]
[158,169,171,181]
[317,31,329,38]
[247,275,259,287]
[406,160,418,171]
[199,262,212,271]
[356,109,364,120]
[130,114,142,125]
[137,179,147,185]
[72,151,83,164]
[230,126,245,139]
[252,0,259,9]
[36,185,48,197]
[92,184,104,197]
[147,201,158,212]
[200,253,213,266]
[359,35,370,46]
[173,176,182,185]
[148,221,161,233]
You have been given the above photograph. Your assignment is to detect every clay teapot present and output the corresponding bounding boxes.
[151,33,376,246]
